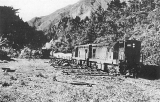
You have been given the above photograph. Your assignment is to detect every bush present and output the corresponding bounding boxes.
[7,48,19,58]
[139,65,160,79]
[0,49,8,60]
[19,47,31,59]
[19,47,42,59]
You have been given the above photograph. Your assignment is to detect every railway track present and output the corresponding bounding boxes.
[50,60,117,76]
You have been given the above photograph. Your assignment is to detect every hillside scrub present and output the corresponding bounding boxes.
[19,47,42,59]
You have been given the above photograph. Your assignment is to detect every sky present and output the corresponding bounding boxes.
[0,0,80,21]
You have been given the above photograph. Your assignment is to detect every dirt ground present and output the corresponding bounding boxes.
[0,59,160,102]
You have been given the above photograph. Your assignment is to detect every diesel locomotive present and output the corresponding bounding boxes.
[72,40,142,77]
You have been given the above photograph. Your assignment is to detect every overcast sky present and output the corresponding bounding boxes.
[0,0,79,21]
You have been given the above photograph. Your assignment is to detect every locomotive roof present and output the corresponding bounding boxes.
[92,42,117,47]
[76,42,117,48]
[76,40,140,48]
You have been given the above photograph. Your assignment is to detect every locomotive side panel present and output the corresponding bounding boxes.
[78,47,85,59]
[73,45,90,65]
[91,46,108,70]
[92,46,108,60]
[89,44,118,71]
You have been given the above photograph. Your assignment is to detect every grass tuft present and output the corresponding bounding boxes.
[2,82,12,87]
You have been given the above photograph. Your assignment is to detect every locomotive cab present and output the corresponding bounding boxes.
[118,40,141,77]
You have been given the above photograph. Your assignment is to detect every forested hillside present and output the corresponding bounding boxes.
[28,0,160,65]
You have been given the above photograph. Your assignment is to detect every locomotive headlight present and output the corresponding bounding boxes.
[133,43,135,48]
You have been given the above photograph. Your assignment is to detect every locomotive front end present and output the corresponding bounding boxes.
[119,40,141,77]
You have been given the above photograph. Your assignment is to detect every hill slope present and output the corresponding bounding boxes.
[28,0,112,31]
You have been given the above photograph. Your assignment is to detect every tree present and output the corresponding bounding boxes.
[0,35,8,47]
[0,6,47,50]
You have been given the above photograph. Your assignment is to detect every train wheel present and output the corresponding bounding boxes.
[110,64,115,75]
[115,66,120,76]
[132,66,138,78]
[133,64,142,78]
[119,62,127,75]
[104,64,109,73]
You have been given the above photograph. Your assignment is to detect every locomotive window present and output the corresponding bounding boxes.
[93,49,96,58]
[127,44,131,47]
[85,49,88,53]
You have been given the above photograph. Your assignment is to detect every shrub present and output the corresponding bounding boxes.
[19,47,31,59]
[0,49,8,60]
[2,82,12,87]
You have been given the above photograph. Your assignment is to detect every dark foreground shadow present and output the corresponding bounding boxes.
[1,67,16,72]
[0,56,16,62]
[5,58,16,61]
[57,80,95,87]
[139,65,160,80]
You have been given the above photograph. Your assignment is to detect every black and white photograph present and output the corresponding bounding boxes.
[0,0,160,101]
